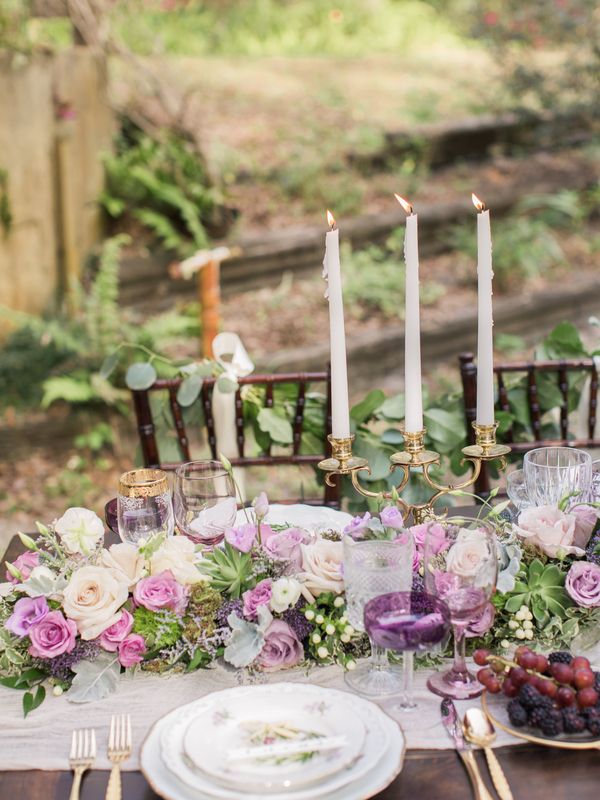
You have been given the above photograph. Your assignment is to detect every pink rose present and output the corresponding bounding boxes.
[343,512,371,538]
[566,561,600,608]
[118,633,146,667]
[411,522,447,555]
[516,506,582,558]
[225,523,261,553]
[133,570,189,615]
[99,609,134,652]
[242,579,272,620]
[571,505,599,551]
[5,596,49,638]
[6,551,40,584]
[256,620,303,672]
[465,602,496,638]
[28,611,77,659]
[261,527,307,571]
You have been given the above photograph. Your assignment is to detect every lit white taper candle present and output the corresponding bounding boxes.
[396,194,423,433]
[323,210,350,438]
[473,193,495,426]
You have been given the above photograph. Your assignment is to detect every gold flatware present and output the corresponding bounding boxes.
[106,713,132,800]
[441,698,495,800]
[69,728,97,800]
[464,707,514,800]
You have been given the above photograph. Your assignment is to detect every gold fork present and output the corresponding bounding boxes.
[106,713,132,800]
[69,728,97,800]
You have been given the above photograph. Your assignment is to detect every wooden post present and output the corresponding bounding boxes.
[56,114,79,316]
[199,259,221,358]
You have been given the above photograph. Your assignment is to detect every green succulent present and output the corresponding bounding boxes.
[199,542,253,598]
[503,558,570,626]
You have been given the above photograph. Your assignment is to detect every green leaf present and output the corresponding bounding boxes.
[504,594,527,613]
[380,428,404,446]
[216,375,238,393]
[350,390,385,424]
[125,362,158,390]
[22,691,34,717]
[257,408,293,444]
[15,668,46,687]
[378,394,405,421]
[538,564,564,588]
[176,374,203,407]
[528,559,545,585]
[0,676,21,689]
[423,408,465,454]
[99,351,120,379]
[41,376,95,408]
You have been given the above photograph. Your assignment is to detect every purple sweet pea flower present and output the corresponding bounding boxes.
[465,602,496,638]
[118,633,146,667]
[261,527,307,571]
[5,596,49,638]
[380,506,405,531]
[343,512,372,539]
[28,610,77,658]
[256,619,304,672]
[242,579,272,620]
[565,561,600,608]
[133,570,189,615]
[99,609,134,652]
[224,523,260,553]
[5,551,40,584]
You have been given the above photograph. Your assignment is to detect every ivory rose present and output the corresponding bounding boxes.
[446,529,492,578]
[516,506,583,558]
[150,536,205,585]
[101,542,146,589]
[63,565,129,640]
[54,507,105,556]
[299,539,344,597]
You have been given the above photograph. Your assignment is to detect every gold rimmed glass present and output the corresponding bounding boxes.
[117,468,174,544]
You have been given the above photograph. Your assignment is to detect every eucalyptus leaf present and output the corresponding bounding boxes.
[350,390,385,424]
[99,351,120,379]
[67,653,120,703]
[380,428,404,446]
[378,394,405,421]
[216,375,238,393]
[257,408,293,444]
[125,362,157,390]
[176,374,203,407]
[423,408,465,454]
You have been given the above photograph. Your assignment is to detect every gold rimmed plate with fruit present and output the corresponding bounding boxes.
[474,645,600,749]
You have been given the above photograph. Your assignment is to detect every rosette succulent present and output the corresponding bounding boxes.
[503,558,570,625]
[199,542,253,598]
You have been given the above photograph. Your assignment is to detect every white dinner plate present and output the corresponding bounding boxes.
[182,683,366,792]
[235,504,352,533]
[151,684,402,800]
[141,699,405,800]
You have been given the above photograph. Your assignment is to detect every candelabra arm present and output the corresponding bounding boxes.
[421,458,483,495]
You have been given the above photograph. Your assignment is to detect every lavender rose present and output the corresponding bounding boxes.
[5,551,40,585]
[5,596,49,638]
[224,523,261,553]
[256,619,304,672]
[343,512,371,539]
[261,527,307,570]
[242,579,272,620]
[118,633,146,667]
[380,506,405,530]
[465,602,496,638]
[133,570,189,615]
[571,505,600,551]
[565,561,600,608]
[28,610,77,659]
[99,609,134,651]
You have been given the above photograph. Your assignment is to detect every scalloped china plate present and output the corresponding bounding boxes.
[182,684,366,793]
[142,683,405,800]
[234,505,352,534]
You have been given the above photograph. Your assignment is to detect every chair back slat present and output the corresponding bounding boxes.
[558,364,569,440]
[292,382,306,456]
[496,372,513,443]
[264,382,274,457]
[168,386,191,462]
[589,364,598,440]
[132,390,160,467]
[201,383,218,459]
[235,387,245,458]
[527,367,542,440]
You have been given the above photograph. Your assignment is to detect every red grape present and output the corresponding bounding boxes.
[573,669,595,690]
[473,649,490,667]
[502,679,519,698]
[571,656,591,671]
[517,650,538,670]
[477,668,494,687]
[535,654,549,674]
[556,686,576,707]
[514,645,531,659]
[550,663,575,684]
[577,687,599,709]
[509,667,529,687]
[537,679,558,699]
[487,677,502,694]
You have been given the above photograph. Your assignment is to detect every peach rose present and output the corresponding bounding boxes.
[515,506,583,558]
[446,529,492,578]
[298,539,344,598]
[101,543,146,589]
[150,536,206,585]
[63,565,129,640]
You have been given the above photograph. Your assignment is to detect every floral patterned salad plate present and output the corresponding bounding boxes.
[182,683,366,792]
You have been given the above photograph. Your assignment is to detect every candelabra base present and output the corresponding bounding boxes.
[462,442,512,459]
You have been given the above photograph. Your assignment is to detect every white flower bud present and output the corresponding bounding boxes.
[315,614,324,625]
[524,629,533,640]
[305,609,315,620]
[500,639,510,649]
[325,624,335,636]
[317,646,328,659]
[339,615,347,624]
[52,685,64,697]
[333,596,344,608]
[522,620,533,630]
[344,625,354,636]
[515,628,526,640]
[508,620,518,630]
[515,610,526,621]
[312,633,321,644]
[346,660,356,671]
[340,633,350,643]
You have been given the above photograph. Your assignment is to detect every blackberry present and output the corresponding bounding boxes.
[594,671,600,693]
[548,651,572,665]
[539,709,563,737]
[562,708,586,734]
[587,716,600,736]
[528,707,548,728]
[507,700,528,728]
[519,684,552,711]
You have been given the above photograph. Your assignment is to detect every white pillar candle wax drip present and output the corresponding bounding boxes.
[323,210,351,439]
[473,193,495,426]
[396,194,423,433]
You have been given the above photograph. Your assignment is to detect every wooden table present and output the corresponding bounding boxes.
[2,535,599,799]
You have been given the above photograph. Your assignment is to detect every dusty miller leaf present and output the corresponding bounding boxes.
[67,653,120,704]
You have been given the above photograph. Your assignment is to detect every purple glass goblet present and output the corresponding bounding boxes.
[423,517,497,700]
[364,591,451,712]
[104,498,118,535]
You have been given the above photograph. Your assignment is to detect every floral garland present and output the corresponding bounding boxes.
[2,490,600,716]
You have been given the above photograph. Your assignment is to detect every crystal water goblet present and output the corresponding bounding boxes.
[342,532,414,697]
[506,469,532,517]
[117,468,174,545]
[174,460,237,546]
[364,591,451,712]
[424,517,497,700]
[524,447,592,507]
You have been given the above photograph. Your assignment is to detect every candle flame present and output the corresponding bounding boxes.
[394,194,413,215]
[472,193,486,212]
[326,209,336,229]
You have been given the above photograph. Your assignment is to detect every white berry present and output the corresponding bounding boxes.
[312,633,321,644]
[315,614,324,624]
[325,624,335,636]
[515,628,526,640]
[317,646,328,659]
[305,609,315,621]
[52,685,63,697]
[333,596,344,608]
[524,629,534,640]
[346,660,356,671]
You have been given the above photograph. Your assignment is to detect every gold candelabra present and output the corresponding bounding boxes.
[318,422,511,523]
